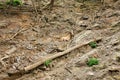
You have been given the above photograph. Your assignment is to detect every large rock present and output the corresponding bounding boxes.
[69,30,101,47]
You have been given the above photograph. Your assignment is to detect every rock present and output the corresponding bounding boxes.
[80,22,88,28]
[41,15,49,23]
[74,49,100,67]
[114,45,120,51]
[114,1,120,9]
[22,41,34,50]
[111,11,120,17]
[92,63,107,71]
[0,73,9,80]
[75,0,83,3]
[92,23,101,27]
[35,38,52,44]
[94,13,101,19]
[114,52,120,62]
[5,46,17,54]
[0,73,9,78]
[60,32,72,41]
[76,21,88,28]
[111,21,120,27]
[90,23,103,29]
[87,71,94,76]
[102,9,115,18]
[63,18,75,25]
[116,56,120,62]
[0,21,9,29]
[86,71,95,80]
[106,11,120,17]
[76,21,83,25]
[26,44,34,50]
[103,76,114,80]
[107,32,120,46]
[81,15,89,20]
[67,19,75,25]
[52,13,58,20]
[108,66,120,73]
[113,75,120,80]
[69,30,101,47]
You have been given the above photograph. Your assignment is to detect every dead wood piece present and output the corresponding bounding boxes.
[0,60,6,67]
[0,55,9,67]
[9,28,25,40]
[6,27,29,41]
[5,46,17,54]
[8,37,102,75]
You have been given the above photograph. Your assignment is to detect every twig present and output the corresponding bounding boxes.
[8,37,102,74]
[0,55,9,67]
[1,56,9,61]
[0,60,6,67]
[64,67,72,73]
[9,28,28,40]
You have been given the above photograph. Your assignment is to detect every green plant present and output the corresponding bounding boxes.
[89,42,97,48]
[44,60,52,67]
[0,2,3,9]
[87,58,99,66]
[6,0,22,6]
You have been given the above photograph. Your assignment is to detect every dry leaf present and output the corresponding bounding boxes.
[60,32,72,41]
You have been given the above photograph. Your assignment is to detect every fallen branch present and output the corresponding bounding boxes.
[9,28,27,40]
[8,37,102,75]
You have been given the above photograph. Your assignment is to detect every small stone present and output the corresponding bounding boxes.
[114,45,120,51]
[0,73,9,80]
[26,44,34,50]
[94,15,101,19]
[0,21,9,29]
[80,23,88,27]
[87,71,94,76]
[67,19,75,25]
[5,46,17,54]
[45,67,51,71]
[77,21,83,25]
[103,76,114,80]
[116,56,120,62]
[78,21,88,27]
[111,21,120,27]
[92,64,107,71]
[115,52,120,62]
[108,66,120,73]
[92,23,102,28]
[113,75,120,80]
[81,15,89,20]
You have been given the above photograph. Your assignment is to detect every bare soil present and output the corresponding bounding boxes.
[0,0,120,80]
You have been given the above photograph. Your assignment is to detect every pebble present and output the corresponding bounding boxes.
[5,46,17,54]
[113,75,120,80]
[81,15,89,20]
[0,22,8,29]
[77,21,88,28]
[111,21,120,27]
[114,52,120,62]
[87,71,94,76]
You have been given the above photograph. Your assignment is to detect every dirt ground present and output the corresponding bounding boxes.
[0,0,120,80]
